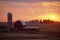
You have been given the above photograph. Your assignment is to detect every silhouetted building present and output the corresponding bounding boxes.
[40,20,43,23]
[0,22,8,32]
[14,20,39,31]
[8,12,12,31]
[14,20,26,31]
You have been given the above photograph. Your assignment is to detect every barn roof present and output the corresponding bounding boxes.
[24,26,39,29]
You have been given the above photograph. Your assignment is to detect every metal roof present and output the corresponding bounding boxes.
[24,26,39,29]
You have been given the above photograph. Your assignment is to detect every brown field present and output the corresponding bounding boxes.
[0,31,60,40]
[0,22,60,40]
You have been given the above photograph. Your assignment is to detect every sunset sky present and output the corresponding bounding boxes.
[0,0,60,22]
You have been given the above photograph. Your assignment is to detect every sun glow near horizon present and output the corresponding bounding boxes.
[36,13,59,21]
[49,14,59,21]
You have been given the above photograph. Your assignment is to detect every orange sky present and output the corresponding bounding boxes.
[0,1,60,22]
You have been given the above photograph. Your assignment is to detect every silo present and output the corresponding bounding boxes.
[7,12,12,31]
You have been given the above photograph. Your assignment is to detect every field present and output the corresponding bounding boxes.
[0,31,60,40]
[0,22,60,40]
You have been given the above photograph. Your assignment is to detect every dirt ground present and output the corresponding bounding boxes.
[0,31,60,40]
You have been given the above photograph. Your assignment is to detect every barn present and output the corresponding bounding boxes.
[14,20,39,32]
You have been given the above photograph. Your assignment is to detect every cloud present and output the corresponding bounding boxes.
[41,2,60,7]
